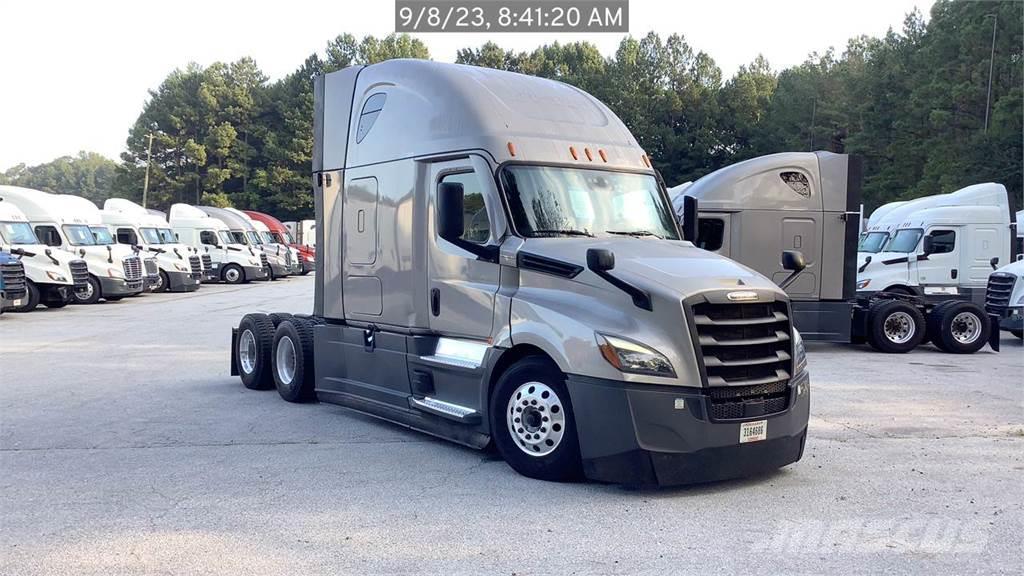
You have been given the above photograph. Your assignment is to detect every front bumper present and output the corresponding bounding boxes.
[300,260,315,273]
[998,307,1023,332]
[567,371,810,486]
[270,262,290,277]
[99,276,144,297]
[244,265,270,281]
[165,269,201,292]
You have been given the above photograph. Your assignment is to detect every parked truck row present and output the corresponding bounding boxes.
[0,185,316,314]
[672,152,1015,354]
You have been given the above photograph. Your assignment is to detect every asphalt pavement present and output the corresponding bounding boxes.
[1,275,1021,575]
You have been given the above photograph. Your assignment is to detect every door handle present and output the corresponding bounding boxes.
[430,288,440,316]
[951,269,958,279]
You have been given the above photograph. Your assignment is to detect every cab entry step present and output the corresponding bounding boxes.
[409,396,481,424]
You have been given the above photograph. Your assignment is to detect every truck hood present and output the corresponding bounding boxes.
[520,237,785,296]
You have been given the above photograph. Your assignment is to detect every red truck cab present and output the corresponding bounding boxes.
[242,210,315,275]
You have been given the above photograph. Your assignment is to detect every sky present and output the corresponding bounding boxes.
[0,0,934,169]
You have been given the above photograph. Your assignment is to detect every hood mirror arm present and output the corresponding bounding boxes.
[44,248,59,265]
[586,248,652,311]
[778,250,808,291]
[858,255,871,273]
[106,245,113,263]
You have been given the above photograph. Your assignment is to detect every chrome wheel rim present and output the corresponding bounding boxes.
[154,273,164,290]
[506,381,566,457]
[276,335,296,385]
[951,311,981,344]
[225,268,240,282]
[239,329,257,374]
[883,311,915,344]
[76,281,94,302]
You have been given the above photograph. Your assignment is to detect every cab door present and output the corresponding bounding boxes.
[919,227,959,285]
[427,155,503,339]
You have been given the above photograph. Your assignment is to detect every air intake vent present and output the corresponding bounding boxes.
[517,252,583,279]
[68,260,90,291]
[985,273,1016,314]
[188,255,201,276]
[1,261,27,300]
[688,298,793,421]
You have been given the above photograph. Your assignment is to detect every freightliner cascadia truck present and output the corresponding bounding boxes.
[230,60,810,486]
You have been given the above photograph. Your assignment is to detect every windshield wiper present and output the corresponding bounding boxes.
[531,229,594,237]
[605,230,663,239]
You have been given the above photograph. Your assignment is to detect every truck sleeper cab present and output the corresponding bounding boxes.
[231,60,810,486]
[0,199,87,311]
[0,187,143,304]
[169,203,269,284]
[199,206,278,280]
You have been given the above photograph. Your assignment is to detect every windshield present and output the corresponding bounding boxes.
[63,224,96,246]
[887,228,923,253]
[858,232,890,253]
[260,231,276,244]
[90,226,115,245]
[219,231,236,245]
[501,165,679,239]
[0,221,39,245]
[247,231,263,245]
[158,228,177,244]
[231,231,248,244]
[276,231,293,244]
[139,227,162,245]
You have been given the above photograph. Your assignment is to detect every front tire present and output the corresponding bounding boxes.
[222,264,244,284]
[272,319,317,403]
[236,313,275,390]
[74,275,102,304]
[490,356,581,482]
[153,270,169,293]
[929,302,990,354]
[12,280,40,312]
[867,300,925,353]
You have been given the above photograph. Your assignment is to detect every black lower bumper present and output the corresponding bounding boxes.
[165,269,201,292]
[99,276,144,297]
[567,372,810,487]
[998,308,1023,332]
[300,260,315,273]
[245,265,270,281]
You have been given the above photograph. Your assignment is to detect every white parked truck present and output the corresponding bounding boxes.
[102,199,203,293]
[226,208,300,277]
[169,203,269,283]
[985,259,1024,340]
[230,60,811,486]
[0,198,88,310]
[0,186,143,304]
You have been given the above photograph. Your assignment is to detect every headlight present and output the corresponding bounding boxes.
[107,267,125,278]
[1016,293,1024,306]
[596,334,675,377]
[793,328,807,377]
[856,278,871,289]
[249,259,260,266]
[174,262,189,272]
[46,271,67,282]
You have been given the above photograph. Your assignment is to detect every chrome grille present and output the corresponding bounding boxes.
[260,253,269,268]
[201,254,213,271]
[285,250,293,266]
[985,273,1016,314]
[689,299,793,421]
[122,256,142,281]
[1,261,27,299]
[69,260,90,292]
[144,257,158,276]
[188,255,201,276]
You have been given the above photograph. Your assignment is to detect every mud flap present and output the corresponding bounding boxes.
[230,327,239,375]
[988,314,1000,352]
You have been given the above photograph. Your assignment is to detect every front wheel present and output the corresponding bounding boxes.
[74,276,102,305]
[12,281,40,312]
[490,356,581,482]
[222,264,244,284]
[153,271,169,293]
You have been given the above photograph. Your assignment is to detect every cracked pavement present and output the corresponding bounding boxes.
[1,275,1022,575]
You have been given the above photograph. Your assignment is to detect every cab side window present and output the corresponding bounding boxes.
[439,172,490,244]
[116,228,137,245]
[200,231,218,246]
[929,230,955,254]
[696,218,725,251]
[34,225,61,247]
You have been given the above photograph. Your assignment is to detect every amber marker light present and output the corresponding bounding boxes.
[569,146,578,160]
[507,141,516,157]
[599,149,608,162]
[584,147,593,161]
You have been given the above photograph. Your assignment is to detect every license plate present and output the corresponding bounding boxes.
[740,420,767,443]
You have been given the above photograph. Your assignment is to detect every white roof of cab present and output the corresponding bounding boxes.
[0,185,95,225]
[323,59,650,172]
[169,203,231,231]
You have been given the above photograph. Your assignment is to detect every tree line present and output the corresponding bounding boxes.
[2,0,1020,218]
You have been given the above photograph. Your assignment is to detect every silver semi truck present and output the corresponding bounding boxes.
[231,60,810,486]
